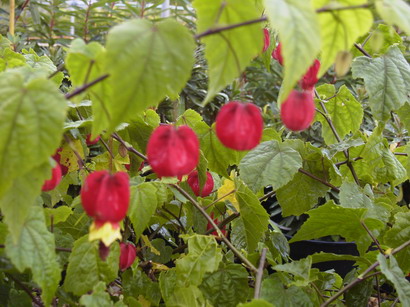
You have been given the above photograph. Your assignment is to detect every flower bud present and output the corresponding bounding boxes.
[299,59,320,90]
[207,213,226,237]
[263,29,270,52]
[52,148,68,175]
[81,170,130,225]
[215,101,263,151]
[86,134,100,146]
[280,90,316,131]
[42,160,62,191]
[272,43,283,65]
[187,171,214,197]
[119,242,137,271]
[334,51,352,77]
[147,125,199,178]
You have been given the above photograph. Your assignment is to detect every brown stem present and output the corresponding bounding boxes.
[65,74,109,100]
[298,168,340,192]
[6,273,44,307]
[0,244,71,253]
[63,134,90,172]
[48,63,65,79]
[112,133,148,161]
[254,248,267,299]
[361,220,384,254]
[354,43,372,58]
[204,189,236,210]
[259,190,276,202]
[15,0,30,22]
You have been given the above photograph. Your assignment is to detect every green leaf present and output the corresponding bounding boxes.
[176,235,223,287]
[0,48,26,72]
[291,201,384,255]
[315,84,363,144]
[352,46,410,121]
[44,206,73,226]
[0,161,50,242]
[383,212,410,273]
[376,0,410,36]
[311,252,366,265]
[167,285,210,307]
[239,140,302,192]
[264,0,321,102]
[193,0,263,104]
[199,263,249,307]
[129,182,166,241]
[64,235,120,296]
[345,277,373,307]
[260,275,314,307]
[235,179,270,252]
[313,0,373,76]
[79,282,112,307]
[238,299,274,307]
[397,102,410,133]
[104,19,195,133]
[23,49,63,84]
[0,69,67,197]
[143,238,173,264]
[5,207,61,306]
[378,254,410,306]
[122,269,161,305]
[273,257,313,287]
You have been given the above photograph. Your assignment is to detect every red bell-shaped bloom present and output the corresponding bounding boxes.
[299,59,320,90]
[215,101,263,151]
[86,134,101,146]
[42,161,62,191]
[81,170,130,225]
[52,148,68,175]
[272,43,283,65]
[206,213,226,237]
[119,242,137,271]
[147,125,199,178]
[280,90,316,132]
[263,29,270,52]
[187,171,214,197]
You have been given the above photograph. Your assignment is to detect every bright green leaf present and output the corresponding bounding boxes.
[79,282,112,307]
[376,0,410,36]
[239,299,274,307]
[44,206,73,226]
[273,257,313,287]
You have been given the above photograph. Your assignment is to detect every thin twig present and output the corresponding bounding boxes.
[391,297,400,307]
[361,220,384,254]
[65,74,109,100]
[48,63,65,79]
[63,134,91,172]
[259,190,276,202]
[298,168,340,192]
[254,248,267,299]
[354,43,372,58]
[112,133,148,160]
[6,273,44,307]
[375,274,381,307]
[162,207,187,233]
[15,0,30,22]
[204,189,236,210]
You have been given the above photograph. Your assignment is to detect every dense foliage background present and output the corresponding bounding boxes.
[0,0,410,306]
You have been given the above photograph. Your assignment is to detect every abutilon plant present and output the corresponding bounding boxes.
[263,28,270,52]
[187,170,214,197]
[280,90,316,132]
[86,134,101,146]
[299,59,321,90]
[119,242,137,271]
[42,159,62,191]
[272,43,283,65]
[207,213,226,237]
[215,101,263,151]
[81,170,130,246]
[53,148,69,175]
[147,125,200,178]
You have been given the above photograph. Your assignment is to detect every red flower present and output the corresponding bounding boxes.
[280,90,316,132]
[299,59,320,90]
[215,101,263,151]
[187,171,214,197]
[272,43,283,65]
[86,134,101,146]
[52,148,68,175]
[147,125,199,178]
[81,170,130,225]
[207,213,226,237]
[263,28,270,52]
[42,161,62,191]
[119,242,137,271]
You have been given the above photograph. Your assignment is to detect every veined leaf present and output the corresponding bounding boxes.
[193,0,263,104]
[273,257,314,287]
[264,0,321,103]
[352,46,410,121]
[79,282,112,307]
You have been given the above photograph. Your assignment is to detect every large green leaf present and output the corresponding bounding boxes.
[315,84,363,144]
[129,182,167,241]
[239,299,274,307]
[64,235,120,296]
[5,207,61,306]
[239,140,302,192]
[291,201,384,255]
[352,46,410,121]
[199,263,249,307]
[264,0,321,102]
[235,179,270,252]
[376,0,410,36]
[313,0,373,76]
[167,285,210,307]
[0,162,50,242]
[378,254,410,306]
[0,70,66,197]
[382,212,410,273]
[79,282,112,307]
[193,0,263,104]
[175,235,223,287]
[273,257,314,287]
[104,19,195,133]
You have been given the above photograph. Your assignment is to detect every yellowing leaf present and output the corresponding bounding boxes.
[217,174,239,211]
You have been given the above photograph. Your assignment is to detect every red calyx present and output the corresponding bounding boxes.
[299,59,320,90]
[42,160,62,191]
[263,29,270,52]
[272,43,283,65]
[280,90,316,132]
[215,101,263,151]
[119,242,137,271]
[86,134,101,146]
[80,170,130,225]
[187,171,214,197]
[147,125,199,178]
[206,213,226,237]
[52,148,68,175]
